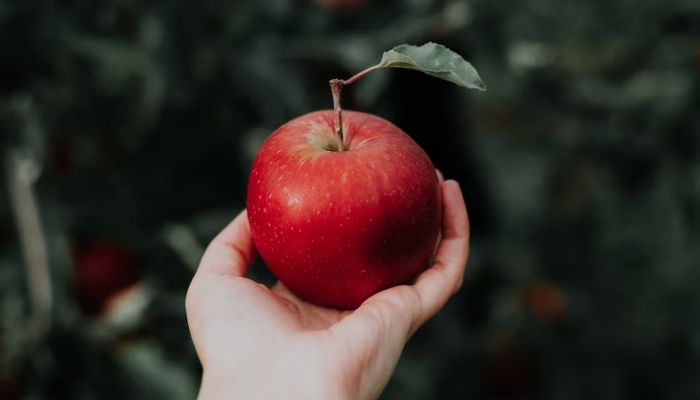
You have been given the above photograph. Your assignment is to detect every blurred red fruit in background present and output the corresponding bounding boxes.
[72,240,140,316]
[525,280,566,322]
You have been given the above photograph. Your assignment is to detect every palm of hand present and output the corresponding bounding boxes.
[188,263,404,399]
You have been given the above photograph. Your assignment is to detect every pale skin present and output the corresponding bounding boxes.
[186,175,469,399]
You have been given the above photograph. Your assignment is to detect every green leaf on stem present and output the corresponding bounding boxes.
[376,42,486,90]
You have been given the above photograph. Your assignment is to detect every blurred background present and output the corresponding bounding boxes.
[1,0,700,398]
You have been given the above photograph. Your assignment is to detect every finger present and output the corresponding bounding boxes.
[332,284,423,353]
[195,210,255,278]
[431,169,445,261]
[436,168,444,183]
[411,180,469,329]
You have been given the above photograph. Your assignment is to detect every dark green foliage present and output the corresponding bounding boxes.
[1,0,699,398]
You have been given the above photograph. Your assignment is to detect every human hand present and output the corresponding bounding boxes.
[186,177,469,400]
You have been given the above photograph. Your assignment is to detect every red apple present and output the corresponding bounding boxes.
[72,240,140,316]
[247,110,441,309]
[524,280,566,322]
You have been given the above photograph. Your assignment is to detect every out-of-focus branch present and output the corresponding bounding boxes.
[162,223,204,272]
[6,149,51,341]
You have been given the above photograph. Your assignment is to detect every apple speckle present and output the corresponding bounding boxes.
[287,194,301,207]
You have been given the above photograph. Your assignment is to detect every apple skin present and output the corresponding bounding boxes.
[247,110,441,309]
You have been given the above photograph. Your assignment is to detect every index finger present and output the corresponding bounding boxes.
[411,179,469,330]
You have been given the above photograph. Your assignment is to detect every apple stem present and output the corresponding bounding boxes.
[329,65,381,150]
[329,78,346,150]
[342,65,381,86]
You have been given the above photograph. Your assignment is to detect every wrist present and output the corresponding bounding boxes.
[198,367,352,400]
